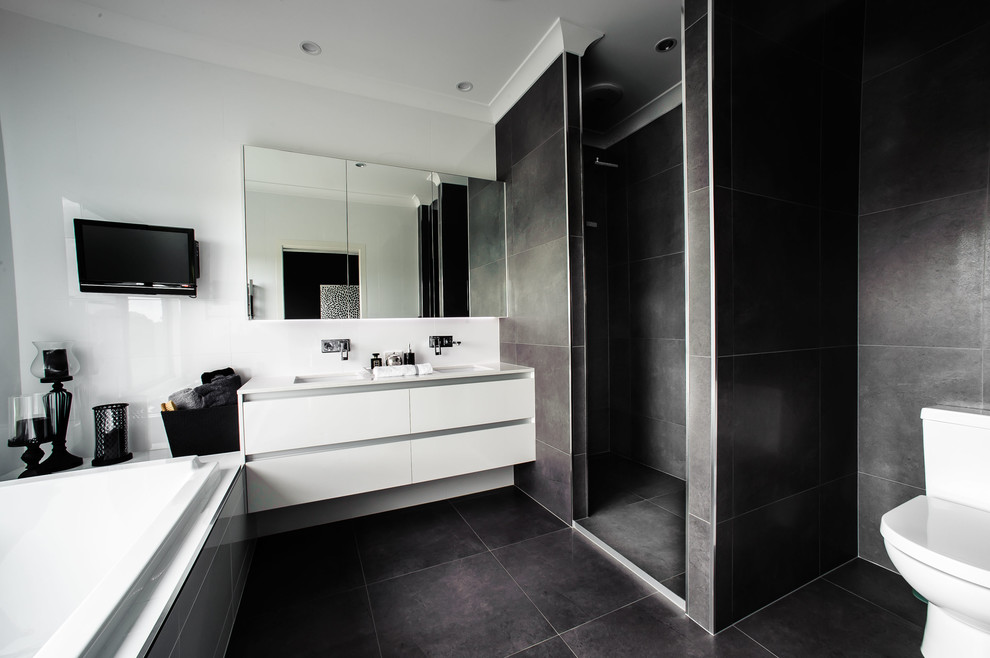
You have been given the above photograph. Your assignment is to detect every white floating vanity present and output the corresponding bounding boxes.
[237,363,535,513]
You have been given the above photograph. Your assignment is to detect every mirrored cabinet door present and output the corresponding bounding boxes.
[243,146,506,320]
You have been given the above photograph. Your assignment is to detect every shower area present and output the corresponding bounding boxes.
[578,105,687,599]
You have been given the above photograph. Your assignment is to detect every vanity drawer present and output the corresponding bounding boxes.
[245,440,412,513]
[410,423,535,482]
[409,378,535,433]
[242,388,410,454]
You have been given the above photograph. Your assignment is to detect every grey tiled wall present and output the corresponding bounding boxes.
[857,4,990,568]
[499,54,585,524]
[600,111,687,480]
[696,0,863,630]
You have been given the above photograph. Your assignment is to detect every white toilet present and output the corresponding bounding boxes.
[881,406,990,658]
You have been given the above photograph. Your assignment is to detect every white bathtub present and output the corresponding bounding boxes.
[0,456,225,658]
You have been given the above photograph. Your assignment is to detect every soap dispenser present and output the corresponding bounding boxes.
[403,343,415,365]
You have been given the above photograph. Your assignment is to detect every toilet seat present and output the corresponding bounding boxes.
[881,495,990,589]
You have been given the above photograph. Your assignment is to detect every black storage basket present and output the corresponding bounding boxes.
[161,405,239,457]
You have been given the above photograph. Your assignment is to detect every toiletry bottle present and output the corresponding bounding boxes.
[370,352,383,369]
[403,343,415,365]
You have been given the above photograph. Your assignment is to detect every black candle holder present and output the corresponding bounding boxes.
[7,393,52,478]
[38,378,83,473]
[29,341,83,474]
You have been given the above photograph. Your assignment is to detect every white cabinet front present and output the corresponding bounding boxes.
[411,423,535,482]
[246,441,411,512]
[242,389,410,454]
[409,379,535,433]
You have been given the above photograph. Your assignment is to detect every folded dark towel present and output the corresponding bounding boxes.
[201,367,236,385]
[194,374,242,408]
[169,388,205,410]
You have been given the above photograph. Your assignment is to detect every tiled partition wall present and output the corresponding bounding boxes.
[498,54,586,523]
[856,3,990,568]
[682,0,716,631]
[684,0,863,630]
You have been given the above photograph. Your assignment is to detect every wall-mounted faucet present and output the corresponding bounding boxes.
[428,335,460,356]
[321,338,350,360]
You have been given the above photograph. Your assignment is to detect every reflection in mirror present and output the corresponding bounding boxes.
[243,146,506,320]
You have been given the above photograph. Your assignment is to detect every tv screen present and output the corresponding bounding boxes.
[74,218,198,296]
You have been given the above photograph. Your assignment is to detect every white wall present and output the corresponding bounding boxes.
[0,11,499,458]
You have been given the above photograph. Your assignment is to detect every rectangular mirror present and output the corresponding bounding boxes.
[243,146,506,320]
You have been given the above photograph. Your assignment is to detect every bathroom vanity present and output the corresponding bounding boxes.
[237,363,534,513]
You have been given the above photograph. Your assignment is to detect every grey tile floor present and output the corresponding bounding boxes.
[226,485,926,657]
[582,453,686,595]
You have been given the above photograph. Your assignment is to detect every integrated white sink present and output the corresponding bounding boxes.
[432,364,494,374]
[293,371,371,384]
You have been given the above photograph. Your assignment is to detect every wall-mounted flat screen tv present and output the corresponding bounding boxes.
[74,218,199,297]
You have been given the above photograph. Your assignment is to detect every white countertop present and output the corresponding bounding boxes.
[238,361,533,396]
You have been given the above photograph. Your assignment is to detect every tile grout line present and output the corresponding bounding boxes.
[732,626,782,658]
[352,531,385,658]
[821,578,924,630]
[450,500,578,656]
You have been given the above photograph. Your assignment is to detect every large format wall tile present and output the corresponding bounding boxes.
[859,191,986,349]
[627,165,685,262]
[685,17,710,194]
[820,473,857,572]
[516,343,571,454]
[820,346,858,482]
[729,21,821,206]
[858,473,925,569]
[688,189,712,357]
[862,0,990,81]
[688,355,713,520]
[731,191,820,354]
[625,108,684,184]
[630,338,686,425]
[630,253,685,341]
[507,237,570,347]
[819,210,858,347]
[515,440,573,524]
[507,131,567,256]
[730,350,821,515]
[859,345,982,489]
[730,489,820,621]
[504,60,565,167]
[860,24,990,215]
[629,414,686,478]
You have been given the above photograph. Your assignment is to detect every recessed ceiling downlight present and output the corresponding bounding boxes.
[456,81,474,92]
[300,41,322,56]
[655,37,678,52]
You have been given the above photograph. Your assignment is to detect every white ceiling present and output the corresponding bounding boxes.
[0,0,683,130]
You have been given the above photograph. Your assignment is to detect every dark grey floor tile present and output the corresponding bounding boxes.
[237,521,364,619]
[735,579,924,657]
[581,500,685,584]
[562,595,772,657]
[452,486,567,549]
[494,529,655,632]
[823,558,927,628]
[650,489,686,518]
[227,587,379,657]
[356,501,486,583]
[510,636,576,657]
[368,552,555,657]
